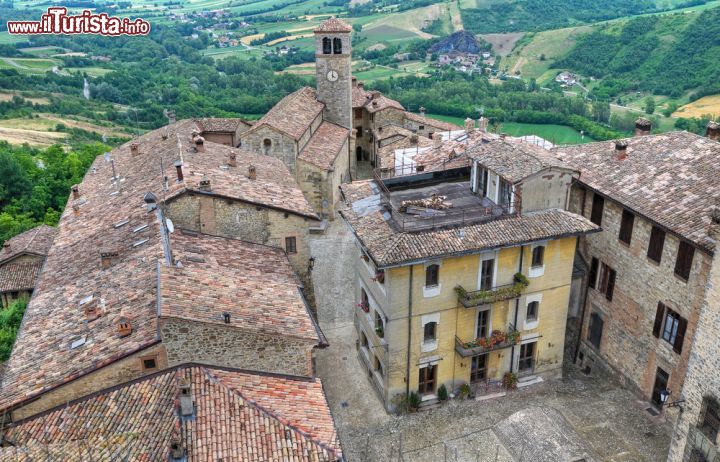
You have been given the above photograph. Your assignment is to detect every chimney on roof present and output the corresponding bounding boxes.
[615,140,628,160]
[72,203,81,216]
[199,177,211,191]
[178,378,194,417]
[161,130,168,141]
[464,117,474,134]
[228,150,237,167]
[193,135,205,153]
[419,106,426,117]
[100,251,118,270]
[432,132,442,148]
[478,117,488,133]
[634,118,652,137]
[170,436,185,460]
[116,316,132,338]
[2,242,9,250]
[130,143,139,157]
[248,164,257,180]
[706,121,720,141]
[174,160,184,182]
[371,91,381,100]
[358,82,364,91]
[352,77,357,88]
[409,134,418,145]
[71,184,80,200]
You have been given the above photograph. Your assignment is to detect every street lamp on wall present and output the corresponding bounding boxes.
[660,389,686,411]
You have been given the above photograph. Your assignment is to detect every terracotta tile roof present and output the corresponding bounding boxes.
[161,232,320,342]
[468,138,574,183]
[0,365,342,461]
[340,181,598,267]
[0,121,319,413]
[298,121,349,170]
[193,117,251,133]
[351,86,404,113]
[0,225,56,264]
[314,17,352,33]
[404,112,461,132]
[552,131,720,253]
[0,261,43,292]
[245,87,324,141]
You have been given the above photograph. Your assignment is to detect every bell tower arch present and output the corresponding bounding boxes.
[314,18,353,129]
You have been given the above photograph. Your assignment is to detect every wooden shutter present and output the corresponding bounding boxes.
[619,210,634,244]
[652,302,665,338]
[588,257,599,289]
[674,241,695,281]
[590,194,604,225]
[605,269,616,301]
[647,227,665,263]
[673,316,687,354]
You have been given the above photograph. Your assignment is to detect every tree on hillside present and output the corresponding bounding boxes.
[644,97,655,115]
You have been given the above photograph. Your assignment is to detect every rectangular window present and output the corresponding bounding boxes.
[374,311,384,334]
[480,258,494,291]
[477,168,488,197]
[590,193,604,226]
[470,354,487,382]
[418,364,437,395]
[476,309,489,339]
[354,109,363,119]
[662,309,680,345]
[531,246,545,268]
[619,209,634,245]
[597,263,616,301]
[284,236,297,254]
[423,322,437,342]
[526,301,539,321]
[647,226,665,263]
[700,399,720,441]
[425,264,439,287]
[499,179,512,207]
[141,356,158,371]
[588,312,604,349]
[588,257,599,289]
[355,126,363,138]
[674,241,695,281]
[519,342,535,372]
[653,302,687,354]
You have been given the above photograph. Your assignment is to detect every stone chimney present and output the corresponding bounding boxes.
[199,177,211,191]
[248,165,257,180]
[71,184,80,200]
[419,106,426,118]
[409,134,418,145]
[358,82,365,91]
[228,150,237,168]
[432,132,442,148]
[706,121,720,141]
[193,135,205,153]
[478,117,488,133]
[352,77,357,88]
[2,242,9,251]
[634,118,652,137]
[174,160,184,182]
[179,378,194,417]
[116,316,132,338]
[615,140,628,160]
[130,143,139,157]
[170,436,184,460]
[464,117,474,134]
[100,251,118,270]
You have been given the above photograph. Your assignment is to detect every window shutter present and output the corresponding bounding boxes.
[606,269,616,301]
[674,316,687,354]
[588,257,599,289]
[652,303,665,338]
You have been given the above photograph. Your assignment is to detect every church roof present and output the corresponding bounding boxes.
[314,17,353,33]
[245,87,325,141]
[298,121,349,171]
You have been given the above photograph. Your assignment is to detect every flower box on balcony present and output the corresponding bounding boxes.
[455,273,529,308]
[455,329,520,357]
[357,302,370,313]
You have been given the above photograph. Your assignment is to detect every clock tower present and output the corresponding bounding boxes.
[314,18,353,129]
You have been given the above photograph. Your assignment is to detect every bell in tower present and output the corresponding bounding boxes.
[314,17,353,130]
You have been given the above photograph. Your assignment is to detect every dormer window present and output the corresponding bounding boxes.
[322,37,332,54]
[333,37,342,54]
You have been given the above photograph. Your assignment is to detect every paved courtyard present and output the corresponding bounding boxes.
[311,217,674,462]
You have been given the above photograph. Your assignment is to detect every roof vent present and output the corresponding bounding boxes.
[130,143,139,157]
[116,316,132,338]
[179,377,194,417]
[706,121,720,141]
[70,336,86,349]
[199,177,211,191]
[634,118,651,137]
[71,184,80,200]
[83,299,102,322]
[100,251,119,270]
[193,135,205,153]
[72,203,81,215]
[615,140,628,160]
[144,192,157,210]
[162,130,168,141]
[2,242,9,250]
[228,150,237,168]
[174,160,184,182]
[248,165,257,180]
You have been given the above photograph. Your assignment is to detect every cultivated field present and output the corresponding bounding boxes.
[0,114,130,146]
[478,33,524,57]
[673,95,720,119]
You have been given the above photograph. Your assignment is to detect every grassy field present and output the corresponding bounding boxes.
[427,113,591,144]
[673,95,720,119]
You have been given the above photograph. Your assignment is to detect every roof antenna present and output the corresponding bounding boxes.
[110,159,117,181]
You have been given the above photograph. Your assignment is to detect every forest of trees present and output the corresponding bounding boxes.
[554,9,720,99]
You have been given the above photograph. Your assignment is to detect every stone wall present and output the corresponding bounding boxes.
[667,227,720,462]
[315,32,352,129]
[518,168,573,213]
[160,317,315,377]
[572,186,710,402]
[12,343,168,421]
[202,132,235,147]
[241,125,298,172]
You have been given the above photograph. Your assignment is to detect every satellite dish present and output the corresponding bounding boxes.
[166,218,175,233]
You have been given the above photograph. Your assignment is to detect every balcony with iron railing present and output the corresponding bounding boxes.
[372,167,519,233]
[454,273,529,308]
[455,324,521,358]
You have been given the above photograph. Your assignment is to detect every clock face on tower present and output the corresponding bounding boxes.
[326,70,339,82]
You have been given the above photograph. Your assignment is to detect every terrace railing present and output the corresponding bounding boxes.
[455,274,529,308]
[454,325,520,358]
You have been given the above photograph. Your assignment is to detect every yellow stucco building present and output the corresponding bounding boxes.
[341,136,599,410]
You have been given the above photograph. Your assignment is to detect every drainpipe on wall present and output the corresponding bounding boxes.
[510,246,524,373]
[405,265,414,398]
[574,236,590,364]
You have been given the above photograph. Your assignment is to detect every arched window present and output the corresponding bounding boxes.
[322,37,332,54]
[333,37,342,54]
[262,138,271,155]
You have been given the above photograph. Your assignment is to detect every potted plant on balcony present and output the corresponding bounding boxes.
[502,372,518,390]
[357,302,370,313]
[374,270,385,284]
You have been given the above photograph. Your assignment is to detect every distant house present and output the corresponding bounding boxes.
[0,225,56,308]
[438,54,452,65]
[555,71,578,86]
[393,52,411,62]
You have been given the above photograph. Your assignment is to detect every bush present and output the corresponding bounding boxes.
[458,383,472,399]
[0,299,28,361]
[502,372,518,390]
[438,384,449,401]
[392,391,422,414]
